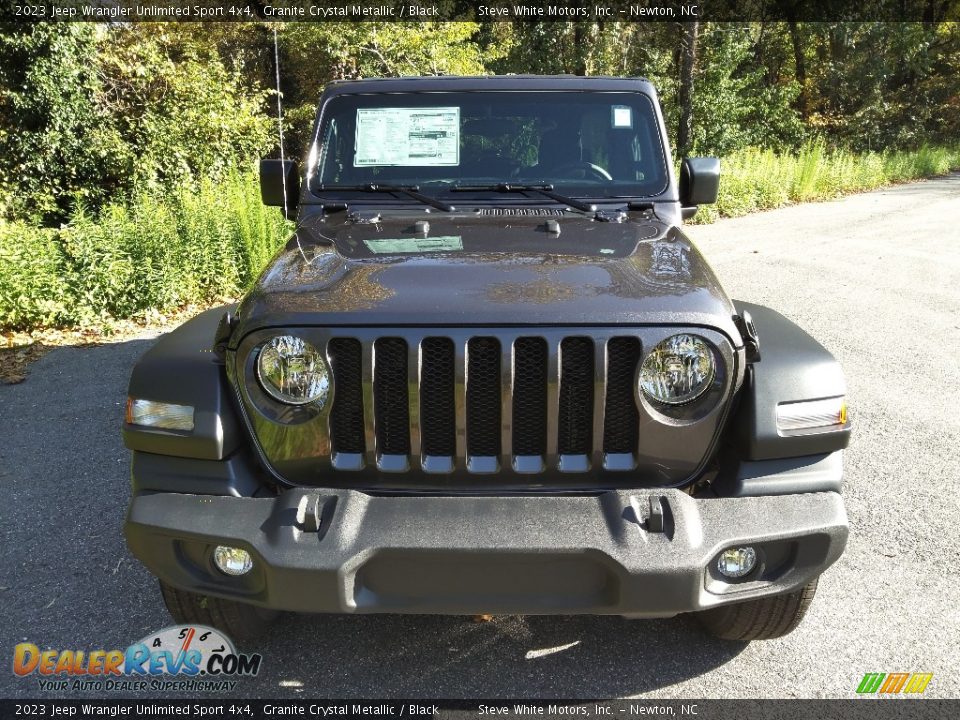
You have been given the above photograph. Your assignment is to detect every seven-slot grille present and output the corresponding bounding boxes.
[325,333,644,475]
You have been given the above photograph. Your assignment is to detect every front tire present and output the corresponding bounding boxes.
[159,580,279,644]
[696,577,819,641]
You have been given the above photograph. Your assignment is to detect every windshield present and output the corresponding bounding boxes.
[310,91,669,201]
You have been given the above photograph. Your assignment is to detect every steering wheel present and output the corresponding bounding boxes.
[550,162,613,181]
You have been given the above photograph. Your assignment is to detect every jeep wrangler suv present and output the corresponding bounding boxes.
[123,76,850,643]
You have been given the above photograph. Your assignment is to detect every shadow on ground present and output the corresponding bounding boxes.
[251,612,745,698]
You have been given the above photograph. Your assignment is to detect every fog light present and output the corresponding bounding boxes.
[213,546,253,576]
[716,546,757,578]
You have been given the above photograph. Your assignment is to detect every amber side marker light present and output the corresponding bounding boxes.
[125,397,195,431]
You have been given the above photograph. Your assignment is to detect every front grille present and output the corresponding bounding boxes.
[327,332,644,474]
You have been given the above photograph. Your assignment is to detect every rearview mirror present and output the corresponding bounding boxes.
[679,157,720,219]
[259,159,300,220]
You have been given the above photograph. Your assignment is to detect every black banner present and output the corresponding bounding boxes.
[1,700,957,720]
[4,0,960,23]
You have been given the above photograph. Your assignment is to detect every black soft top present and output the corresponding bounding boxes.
[321,75,657,96]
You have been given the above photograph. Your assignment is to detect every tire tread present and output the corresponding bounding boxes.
[696,577,819,641]
[159,581,277,645]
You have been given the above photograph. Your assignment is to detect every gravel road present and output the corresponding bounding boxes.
[1,174,958,700]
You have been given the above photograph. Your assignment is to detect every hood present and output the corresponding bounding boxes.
[234,210,741,344]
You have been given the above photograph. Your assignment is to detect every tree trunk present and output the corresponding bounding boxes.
[677,21,699,157]
[572,22,589,76]
[788,20,807,117]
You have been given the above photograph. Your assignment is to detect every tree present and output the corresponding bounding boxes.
[278,23,491,156]
[0,25,122,224]
[96,24,272,191]
[677,21,699,157]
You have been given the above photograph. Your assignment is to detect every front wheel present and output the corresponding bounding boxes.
[159,580,279,644]
[695,577,819,641]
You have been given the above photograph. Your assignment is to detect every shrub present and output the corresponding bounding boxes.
[0,221,71,328]
[692,142,960,223]
[0,171,290,331]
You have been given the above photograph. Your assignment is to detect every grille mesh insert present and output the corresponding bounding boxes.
[603,337,641,454]
[512,337,548,456]
[328,338,365,454]
[373,338,410,455]
[558,337,594,455]
[467,337,501,457]
[420,337,456,457]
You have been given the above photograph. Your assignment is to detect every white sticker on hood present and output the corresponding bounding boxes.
[363,236,463,254]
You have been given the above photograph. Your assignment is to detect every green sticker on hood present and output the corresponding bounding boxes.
[363,236,463,254]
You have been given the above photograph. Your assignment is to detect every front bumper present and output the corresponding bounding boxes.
[125,489,847,617]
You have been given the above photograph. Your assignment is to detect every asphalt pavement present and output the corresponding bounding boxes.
[1,174,958,700]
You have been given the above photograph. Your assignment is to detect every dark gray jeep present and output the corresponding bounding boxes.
[123,76,850,643]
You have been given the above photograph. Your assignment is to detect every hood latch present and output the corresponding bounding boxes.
[733,311,761,362]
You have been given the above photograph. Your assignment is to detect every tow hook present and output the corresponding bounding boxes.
[296,494,323,532]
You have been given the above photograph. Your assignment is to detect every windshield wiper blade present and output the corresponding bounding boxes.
[318,183,455,212]
[450,183,596,213]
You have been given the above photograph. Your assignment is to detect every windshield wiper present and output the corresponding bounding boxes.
[450,183,596,213]
[317,183,455,212]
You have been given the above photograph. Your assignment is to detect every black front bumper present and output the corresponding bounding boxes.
[125,488,847,617]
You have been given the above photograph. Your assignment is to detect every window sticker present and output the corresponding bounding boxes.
[355,107,460,167]
[363,236,463,254]
[612,106,633,129]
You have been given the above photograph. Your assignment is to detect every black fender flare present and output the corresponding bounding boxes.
[730,301,851,461]
[123,306,241,460]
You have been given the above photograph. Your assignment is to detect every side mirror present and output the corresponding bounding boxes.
[259,159,300,220]
[679,157,720,219]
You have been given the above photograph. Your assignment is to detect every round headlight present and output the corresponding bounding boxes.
[256,335,330,406]
[638,334,715,405]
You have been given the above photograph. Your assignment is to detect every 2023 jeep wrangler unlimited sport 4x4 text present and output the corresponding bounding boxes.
[123,76,850,643]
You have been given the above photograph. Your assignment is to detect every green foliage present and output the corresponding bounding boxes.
[0,25,123,223]
[97,26,273,192]
[802,23,960,151]
[0,173,290,330]
[0,222,71,328]
[691,143,960,223]
[687,25,805,155]
[0,24,274,225]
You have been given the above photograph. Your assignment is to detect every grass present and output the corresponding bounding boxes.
[0,171,290,331]
[691,142,960,223]
[2,144,958,331]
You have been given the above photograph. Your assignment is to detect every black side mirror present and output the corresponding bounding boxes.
[259,159,300,220]
[679,157,720,219]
